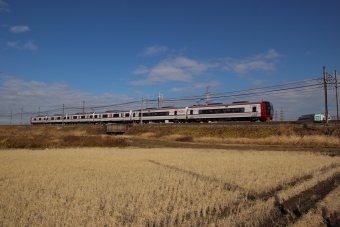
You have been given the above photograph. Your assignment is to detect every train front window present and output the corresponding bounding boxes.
[264,102,273,115]
[268,103,273,115]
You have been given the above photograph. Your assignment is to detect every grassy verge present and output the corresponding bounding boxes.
[1,124,339,149]
[127,124,340,147]
[0,125,130,149]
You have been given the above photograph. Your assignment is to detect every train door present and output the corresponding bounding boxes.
[187,109,194,120]
[252,106,257,117]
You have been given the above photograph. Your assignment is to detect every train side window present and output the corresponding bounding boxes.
[133,113,135,117]
[252,107,257,112]
[190,110,193,115]
[174,111,177,116]
[125,113,129,117]
[73,116,77,119]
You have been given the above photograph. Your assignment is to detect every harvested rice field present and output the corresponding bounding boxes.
[1,148,339,226]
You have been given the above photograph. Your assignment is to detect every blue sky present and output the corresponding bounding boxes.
[0,0,339,124]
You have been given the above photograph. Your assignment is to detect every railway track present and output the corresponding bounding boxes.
[137,120,340,129]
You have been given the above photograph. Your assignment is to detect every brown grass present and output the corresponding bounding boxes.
[1,124,340,149]
[0,126,130,149]
[128,124,340,147]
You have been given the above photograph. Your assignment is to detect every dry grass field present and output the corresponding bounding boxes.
[1,148,340,226]
[1,125,340,226]
[128,124,340,148]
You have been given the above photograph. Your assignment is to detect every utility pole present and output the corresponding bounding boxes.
[158,92,160,108]
[323,66,329,125]
[158,93,164,108]
[83,101,85,114]
[280,107,284,121]
[20,108,23,126]
[62,104,65,127]
[335,70,339,120]
[140,97,144,124]
[206,86,211,105]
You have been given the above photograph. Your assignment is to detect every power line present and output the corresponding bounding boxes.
[0,77,326,118]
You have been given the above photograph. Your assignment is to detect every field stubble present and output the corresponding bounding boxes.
[1,125,340,226]
[1,148,340,226]
[130,124,340,148]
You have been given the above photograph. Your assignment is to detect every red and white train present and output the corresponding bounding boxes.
[30,101,273,124]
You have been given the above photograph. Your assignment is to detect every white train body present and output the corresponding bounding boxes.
[30,101,273,124]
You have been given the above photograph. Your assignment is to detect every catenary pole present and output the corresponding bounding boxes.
[140,97,144,124]
[62,104,64,127]
[323,66,329,125]
[335,70,339,120]
[158,92,160,108]
[20,108,23,126]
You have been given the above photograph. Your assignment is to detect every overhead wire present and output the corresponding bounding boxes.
[0,77,329,117]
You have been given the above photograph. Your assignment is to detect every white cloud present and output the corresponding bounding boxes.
[252,80,265,86]
[10,25,30,33]
[6,41,18,48]
[223,49,282,75]
[0,0,9,12]
[132,49,282,86]
[140,45,168,56]
[170,80,220,93]
[132,65,150,75]
[23,41,37,51]
[131,56,217,85]
[6,40,38,51]
[169,87,186,92]
[0,76,135,124]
